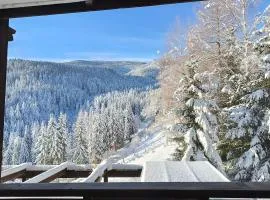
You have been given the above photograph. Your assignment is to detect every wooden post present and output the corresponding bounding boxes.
[103,174,108,183]
[0,18,9,182]
[22,177,27,182]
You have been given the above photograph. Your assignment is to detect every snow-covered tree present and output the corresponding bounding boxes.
[124,105,136,142]
[187,0,235,72]
[46,115,59,164]
[173,58,223,171]
[142,89,161,120]
[12,136,22,165]
[48,113,68,164]
[235,6,270,181]
[19,126,32,163]
[72,111,89,164]
[3,134,15,165]
[92,114,108,163]
[35,123,49,164]
[218,5,270,181]
[58,113,69,161]
[31,123,40,163]
[46,114,68,164]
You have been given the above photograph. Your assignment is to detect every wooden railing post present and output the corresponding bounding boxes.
[0,18,9,182]
[103,170,108,183]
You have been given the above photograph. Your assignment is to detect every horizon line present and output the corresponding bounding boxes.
[8,57,154,63]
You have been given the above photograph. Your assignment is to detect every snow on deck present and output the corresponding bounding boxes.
[141,161,229,182]
[110,164,142,171]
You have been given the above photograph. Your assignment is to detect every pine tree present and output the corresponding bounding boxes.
[114,109,125,149]
[124,105,136,142]
[12,136,22,165]
[216,29,247,172]
[86,111,96,163]
[35,123,49,164]
[48,113,68,164]
[235,7,270,181]
[31,123,40,164]
[19,126,33,163]
[46,115,58,164]
[218,6,270,181]
[72,111,89,164]
[4,134,15,165]
[92,114,107,162]
[173,58,223,171]
[58,113,69,161]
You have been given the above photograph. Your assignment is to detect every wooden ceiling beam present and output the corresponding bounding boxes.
[0,0,204,18]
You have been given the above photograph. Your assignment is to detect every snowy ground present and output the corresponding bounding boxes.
[118,119,177,165]
[108,119,178,182]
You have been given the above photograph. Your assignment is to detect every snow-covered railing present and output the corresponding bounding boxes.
[1,163,93,182]
[1,162,92,183]
[104,163,143,182]
[1,161,142,183]
[82,157,142,182]
[1,163,31,182]
[82,156,119,182]
[25,162,74,183]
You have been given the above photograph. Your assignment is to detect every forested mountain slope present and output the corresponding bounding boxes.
[4,59,157,146]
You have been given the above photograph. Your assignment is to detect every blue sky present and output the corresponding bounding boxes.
[8,1,270,62]
[8,2,200,62]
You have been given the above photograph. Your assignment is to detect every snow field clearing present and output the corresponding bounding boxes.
[118,121,177,165]
[108,120,177,182]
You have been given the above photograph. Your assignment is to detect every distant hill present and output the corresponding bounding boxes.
[65,60,159,80]
[127,62,159,80]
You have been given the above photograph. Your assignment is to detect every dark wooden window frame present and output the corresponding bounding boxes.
[1,1,270,199]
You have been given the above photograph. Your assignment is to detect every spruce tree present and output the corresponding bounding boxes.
[12,136,21,165]
[47,115,58,164]
[92,114,107,162]
[173,58,223,171]
[31,123,40,164]
[19,126,33,163]
[35,123,49,164]
[72,111,89,164]
[4,134,15,165]
[124,105,136,142]
[218,7,270,181]
[47,113,68,164]
[236,8,270,181]
[58,113,68,161]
